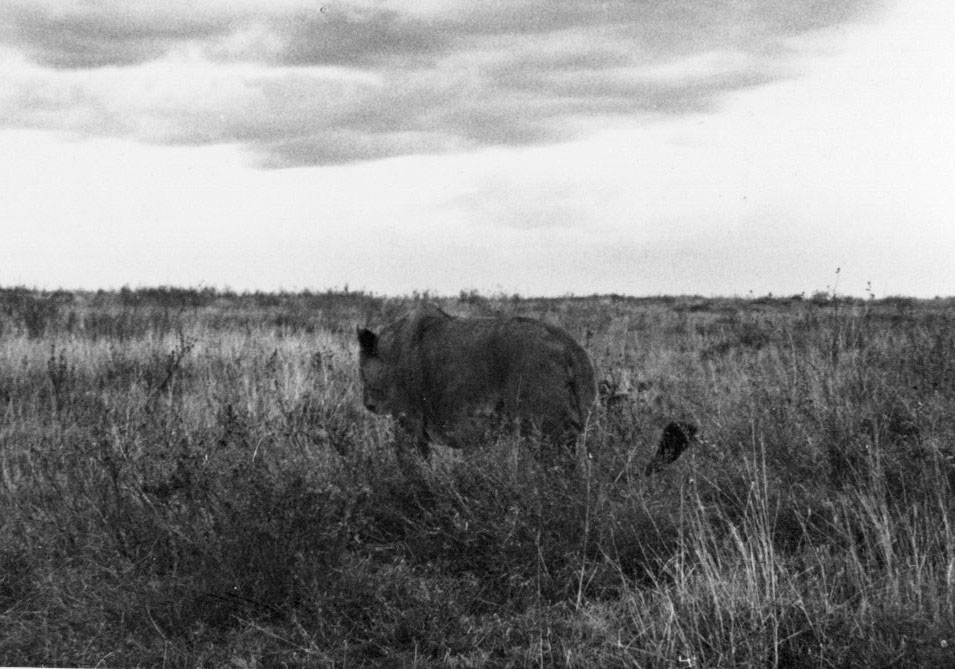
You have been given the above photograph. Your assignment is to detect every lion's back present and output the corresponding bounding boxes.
[393,310,596,445]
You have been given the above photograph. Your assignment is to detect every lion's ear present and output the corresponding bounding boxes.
[357,328,378,355]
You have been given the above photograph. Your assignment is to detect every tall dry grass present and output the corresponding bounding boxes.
[1,287,953,666]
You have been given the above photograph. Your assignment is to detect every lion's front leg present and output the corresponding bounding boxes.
[394,413,431,473]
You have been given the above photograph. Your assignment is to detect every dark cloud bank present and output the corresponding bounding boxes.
[1,0,883,166]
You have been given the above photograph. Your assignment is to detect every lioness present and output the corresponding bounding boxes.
[357,304,698,472]
[357,305,596,459]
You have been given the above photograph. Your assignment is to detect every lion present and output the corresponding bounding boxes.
[356,304,698,471]
[357,304,596,460]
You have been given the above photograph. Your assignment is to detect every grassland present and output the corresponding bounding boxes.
[1,286,954,667]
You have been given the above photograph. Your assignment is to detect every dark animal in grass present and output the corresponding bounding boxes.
[645,421,699,475]
[357,304,595,458]
[357,304,696,472]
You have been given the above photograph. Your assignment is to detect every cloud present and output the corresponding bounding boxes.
[0,0,884,165]
[3,2,238,69]
[273,6,451,67]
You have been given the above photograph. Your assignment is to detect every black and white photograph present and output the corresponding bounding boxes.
[1,0,953,665]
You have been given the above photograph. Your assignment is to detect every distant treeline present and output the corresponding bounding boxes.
[0,284,950,341]
[2,284,949,309]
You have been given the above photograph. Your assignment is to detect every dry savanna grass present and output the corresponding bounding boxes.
[1,286,954,666]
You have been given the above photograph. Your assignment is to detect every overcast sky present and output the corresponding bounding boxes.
[1,0,952,297]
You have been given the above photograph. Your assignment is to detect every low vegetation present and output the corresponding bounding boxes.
[1,286,954,666]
